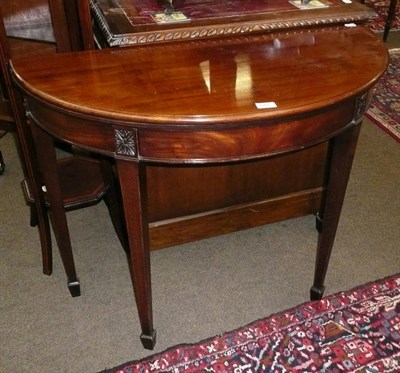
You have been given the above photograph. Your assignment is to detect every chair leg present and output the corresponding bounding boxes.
[383,0,398,41]
[34,196,53,276]
[0,149,5,174]
[29,120,80,297]
[30,203,38,226]
[21,177,53,274]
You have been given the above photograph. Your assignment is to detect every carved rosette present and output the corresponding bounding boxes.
[115,129,138,157]
[354,91,372,124]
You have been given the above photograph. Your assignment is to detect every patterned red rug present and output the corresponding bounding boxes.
[366,49,400,142]
[101,273,400,372]
[364,0,400,32]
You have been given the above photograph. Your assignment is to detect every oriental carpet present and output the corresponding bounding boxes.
[366,49,400,142]
[364,0,400,33]
[101,273,400,372]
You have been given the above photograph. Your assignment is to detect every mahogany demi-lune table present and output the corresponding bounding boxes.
[11,25,387,350]
[88,0,378,252]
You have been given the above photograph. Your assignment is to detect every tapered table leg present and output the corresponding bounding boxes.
[34,187,53,276]
[116,159,156,350]
[29,121,80,297]
[311,123,362,300]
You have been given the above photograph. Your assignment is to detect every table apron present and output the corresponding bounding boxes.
[25,95,362,164]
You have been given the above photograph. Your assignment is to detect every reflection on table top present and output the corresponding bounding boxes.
[12,26,387,126]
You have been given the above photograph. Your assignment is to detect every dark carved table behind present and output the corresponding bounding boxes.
[90,0,376,47]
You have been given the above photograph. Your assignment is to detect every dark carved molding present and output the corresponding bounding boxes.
[101,16,372,47]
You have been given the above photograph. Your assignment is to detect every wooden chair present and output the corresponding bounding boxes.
[0,147,4,174]
[0,74,13,174]
[0,2,126,296]
[0,0,56,175]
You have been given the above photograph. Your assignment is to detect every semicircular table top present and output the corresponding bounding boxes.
[12,26,387,126]
[10,24,388,350]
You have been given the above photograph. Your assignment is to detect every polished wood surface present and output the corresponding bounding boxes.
[146,147,325,249]
[88,0,379,251]
[11,26,387,349]
[12,28,385,142]
[66,0,375,250]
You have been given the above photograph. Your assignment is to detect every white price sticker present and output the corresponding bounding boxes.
[255,102,277,109]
